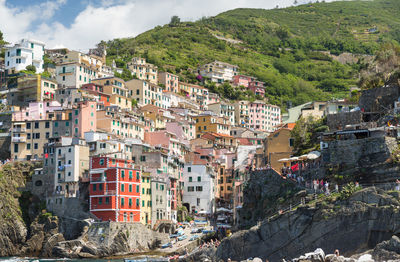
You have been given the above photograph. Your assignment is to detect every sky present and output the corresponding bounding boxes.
[0,0,337,51]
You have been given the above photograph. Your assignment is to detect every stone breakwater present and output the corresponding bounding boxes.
[182,188,400,262]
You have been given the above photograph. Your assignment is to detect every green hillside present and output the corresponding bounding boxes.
[105,0,400,107]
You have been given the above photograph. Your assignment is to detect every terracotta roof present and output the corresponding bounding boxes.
[237,138,252,145]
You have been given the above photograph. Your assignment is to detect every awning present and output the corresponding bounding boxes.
[307,151,321,160]
[278,158,290,162]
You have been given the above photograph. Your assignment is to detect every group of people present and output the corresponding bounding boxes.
[199,239,221,249]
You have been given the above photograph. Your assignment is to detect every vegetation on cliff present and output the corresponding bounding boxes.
[104,0,400,107]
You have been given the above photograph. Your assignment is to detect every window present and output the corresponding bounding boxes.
[98,197,102,204]
[34,122,39,129]
[196,186,203,191]
[129,171,132,179]
[99,184,103,191]
[136,198,139,207]
[136,185,139,193]
[289,138,294,147]
[140,155,146,162]
[197,198,200,206]
[26,123,31,129]
[188,186,194,192]
[129,184,132,192]
[27,143,31,150]
[34,143,38,149]
[129,198,132,206]
[99,159,104,165]
[45,122,50,128]
[197,176,201,182]
[136,172,140,180]
[27,133,31,139]
[121,197,125,206]
[105,197,109,204]
[93,184,97,191]
[187,167,191,172]
[121,170,125,178]
[121,184,125,192]
[189,177,192,182]
[14,144,18,153]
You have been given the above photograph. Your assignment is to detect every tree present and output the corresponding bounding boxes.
[170,16,180,26]
[25,65,36,73]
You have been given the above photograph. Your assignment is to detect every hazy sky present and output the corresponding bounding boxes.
[0,0,337,51]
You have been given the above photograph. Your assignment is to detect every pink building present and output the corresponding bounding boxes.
[12,101,62,121]
[248,81,265,97]
[232,75,266,97]
[72,101,97,138]
[158,72,179,93]
[249,101,281,132]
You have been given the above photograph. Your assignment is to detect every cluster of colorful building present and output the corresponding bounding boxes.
[1,38,353,227]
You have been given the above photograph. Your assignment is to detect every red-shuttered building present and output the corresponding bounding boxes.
[89,156,141,222]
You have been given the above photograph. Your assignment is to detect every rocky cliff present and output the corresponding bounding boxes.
[184,187,400,261]
[0,161,41,257]
[216,187,400,261]
[0,161,169,258]
[238,169,302,228]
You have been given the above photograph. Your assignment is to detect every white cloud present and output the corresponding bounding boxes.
[0,0,337,50]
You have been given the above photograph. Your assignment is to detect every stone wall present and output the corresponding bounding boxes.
[326,111,363,131]
[358,85,399,113]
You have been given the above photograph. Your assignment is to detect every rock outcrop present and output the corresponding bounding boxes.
[215,187,400,261]
[0,162,40,257]
[238,169,302,228]
[51,221,169,258]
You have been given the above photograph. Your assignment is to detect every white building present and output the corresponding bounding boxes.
[43,137,89,198]
[182,164,215,214]
[5,39,45,73]
[198,61,239,84]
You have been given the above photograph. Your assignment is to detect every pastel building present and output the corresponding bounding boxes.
[89,156,141,222]
[126,79,163,108]
[249,101,281,132]
[91,77,132,110]
[7,74,58,106]
[158,72,179,93]
[182,164,215,214]
[127,57,158,84]
[232,75,265,97]
[198,61,239,83]
[5,39,45,73]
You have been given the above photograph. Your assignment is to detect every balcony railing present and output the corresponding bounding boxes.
[11,137,26,143]
[91,176,106,182]
[12,128,26,133]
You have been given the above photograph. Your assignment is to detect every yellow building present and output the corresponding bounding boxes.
[140,171,152,225]
[96,109,145,139]
[126,79,163,108]
[264,127,295,171]
[127,57,158,84]
[7,74,58,106]
[92,77,132,110]
[194,114,231,138]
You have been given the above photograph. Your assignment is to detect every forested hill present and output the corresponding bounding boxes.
[104,0,400,107]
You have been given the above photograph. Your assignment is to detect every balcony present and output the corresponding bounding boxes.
[91,176,106,182]
[104,190,116,195]
[57,68,75,75]
[57,165,65,171]
[11,136,26,143]
[12,127,26,133]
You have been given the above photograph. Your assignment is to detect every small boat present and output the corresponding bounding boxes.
[177,235,187,241]
[161,242,173,248]
[189,234,200,241]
